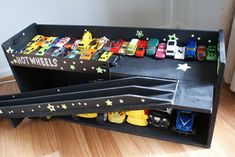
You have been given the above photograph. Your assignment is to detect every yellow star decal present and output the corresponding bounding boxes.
[168,34,179,41]
[0,110,3,114]
[105,99,113,106]
[47,104,56,112]
[96,67,104,73]
[61,104,68,110]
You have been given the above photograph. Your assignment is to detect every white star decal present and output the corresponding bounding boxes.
[47,104,56,112]
[136,30,144,38]
[6,47,14,53]
[105,99,113,106]
[0,110,3,114]
[70,65,76,70]
[176,63,191,72]
[96,67,105,73]
[61,104,68,110]
[168,34,179,41]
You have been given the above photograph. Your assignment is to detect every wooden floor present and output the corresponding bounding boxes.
[0,79,235,157]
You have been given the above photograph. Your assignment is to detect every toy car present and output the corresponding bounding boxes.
[77,31,92,50]
[41,37,56,47]
[206,45,217,61]
[36,46,51,56]
[50,37,62,47]
[35,36,48,47]
[44,47,60,56]
[135,40,148,57]
[166,40,177,57]
[56,37,71,47]
[110,39,125,54]
[22,45,40,55]
[63,38,78,49]
[146,38,159,56]
[71,39,81,50]
[197,45,207,61]
[97,36,109,50]
[79,49,96,60]
[91,50,105,61]
[65,50,80,58]
[98,51,113,62]
[175,110,195,134]
[185,39,197,59]
[174,46,185,60]
[108,55,120,67]
[87,38,99,52]
[126,110,148,126]
[102,40,115,51]
[108,112,126,124]
[74,113,107,125]
[148,108,172,128]
[27,35,44,47]
[127,39,139,56]
[118,42,129,55]
[155,43,166,59]
[51,47,67,57]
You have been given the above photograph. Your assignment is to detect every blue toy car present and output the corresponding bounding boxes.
[175,110,195,134]
[185,40,197,59]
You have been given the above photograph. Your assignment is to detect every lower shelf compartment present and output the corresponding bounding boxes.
[58,111,210,148]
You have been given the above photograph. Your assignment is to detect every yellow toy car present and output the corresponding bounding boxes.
[127,39,139,56]
[98,51,112,62]
[108,112,126,124]
[126,110,148,126]
[22,45,40,55]
[76,113,97,118]
[27,35,44,47]
[79,49,96,60]
[77,31,92,50]
[41,37,56,47]
[87,38,99,51]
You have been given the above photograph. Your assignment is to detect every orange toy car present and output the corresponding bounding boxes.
[79,49,96,60]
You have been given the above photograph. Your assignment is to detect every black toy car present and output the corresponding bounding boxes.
[108,55,121,67]
[148,108,172,128]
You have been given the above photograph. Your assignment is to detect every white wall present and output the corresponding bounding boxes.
[0,0,221,78]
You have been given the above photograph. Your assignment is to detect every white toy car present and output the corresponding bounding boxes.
[166,40,177,57]
[56,37,71,47]
[174,46,185,60]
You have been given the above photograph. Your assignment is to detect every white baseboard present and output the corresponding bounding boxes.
[0,68,12,78]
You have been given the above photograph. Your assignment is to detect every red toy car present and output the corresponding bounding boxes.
[110,39,125,54]
[64,38,78,49]
[155,43,166,59]
[197,45,207,61]
[135,40,148,57]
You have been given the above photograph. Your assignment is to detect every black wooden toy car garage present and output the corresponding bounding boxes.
[0,23,226,148]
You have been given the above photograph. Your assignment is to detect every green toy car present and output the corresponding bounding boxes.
[206,45,217,61]
[36,46,51,56]
[146,38,159,56]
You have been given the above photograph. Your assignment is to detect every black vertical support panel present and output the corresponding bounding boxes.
[206,30,226,147]
[9,118,25,128]
[1,23,38,92]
